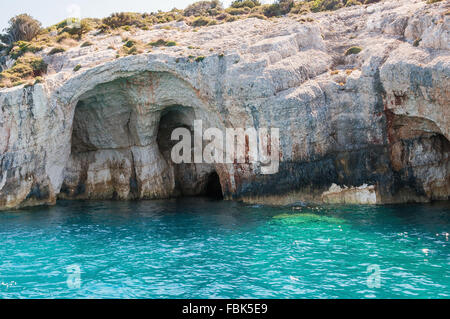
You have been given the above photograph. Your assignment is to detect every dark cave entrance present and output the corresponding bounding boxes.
[205,172,224,200]
[157,107,224,200]
[60,73,225,202]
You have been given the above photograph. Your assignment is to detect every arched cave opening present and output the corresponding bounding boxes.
[156,107,224,200]
[60,72,224,202]
[387,112,450,201]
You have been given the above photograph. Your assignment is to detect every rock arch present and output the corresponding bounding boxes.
[59,70,225,201]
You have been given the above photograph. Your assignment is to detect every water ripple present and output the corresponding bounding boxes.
[0,199,448,298]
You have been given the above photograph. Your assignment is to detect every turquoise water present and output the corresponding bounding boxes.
[0,199,449,299]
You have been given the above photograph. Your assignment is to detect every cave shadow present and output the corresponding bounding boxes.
[205,172,224,200]
[157,106,224,200]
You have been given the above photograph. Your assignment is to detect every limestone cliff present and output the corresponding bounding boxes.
[0,0,448,209]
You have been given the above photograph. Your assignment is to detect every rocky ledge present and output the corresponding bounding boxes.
[0,0,449,209]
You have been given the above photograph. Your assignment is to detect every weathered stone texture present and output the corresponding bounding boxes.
[0,0,448,209]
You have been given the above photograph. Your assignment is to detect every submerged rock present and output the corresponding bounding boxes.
[273,213,345,225]
[0,0,449,210]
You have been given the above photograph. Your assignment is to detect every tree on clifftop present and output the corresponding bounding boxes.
[1,14,42,44]
[183,0,224,17]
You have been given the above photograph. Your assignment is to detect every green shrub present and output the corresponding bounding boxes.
[81,41,93,47]
[290,2,311,15]
[0,54,47,87]
[73,64,82,72]
[310,0,343,12]
[34,76,43,84]
[53,19,74,30]
[101,11,186,30]
[190,16,216,27]
[148,39,177,47]
[413,38,421,47]
[263,0,294,17]
[226,7,251,16]
[56,32,71,43]
[345,0,362,6]
[23,56,46,75]
[6,63,34,78]
[128,46,138,55]
[58,19,93,39]
[102,12,147,29]
[9,41,43,59]
[215,12,229,20]
[98,24,111,33]
[49,47,66,55]
[345,46,362,56]
[124,40,136,48]
[231,0,261,8]
[149,39,166,47]
[195,56,205,62]
[248,13,267,20]
[225,15,240,22]
[184,1,223,17]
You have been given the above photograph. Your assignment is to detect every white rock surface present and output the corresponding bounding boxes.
[0,0,449,209]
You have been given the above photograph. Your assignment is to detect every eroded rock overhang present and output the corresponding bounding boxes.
[0,0,449,209]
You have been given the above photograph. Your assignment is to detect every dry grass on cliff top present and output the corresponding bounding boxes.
[0,53,47,88]
[0,0,445,88]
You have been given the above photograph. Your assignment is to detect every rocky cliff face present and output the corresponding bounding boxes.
[0,0,448,210]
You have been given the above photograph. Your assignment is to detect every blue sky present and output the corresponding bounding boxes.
[1,0,273,31]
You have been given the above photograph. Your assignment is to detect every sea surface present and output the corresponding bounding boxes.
[0,199,449,299]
